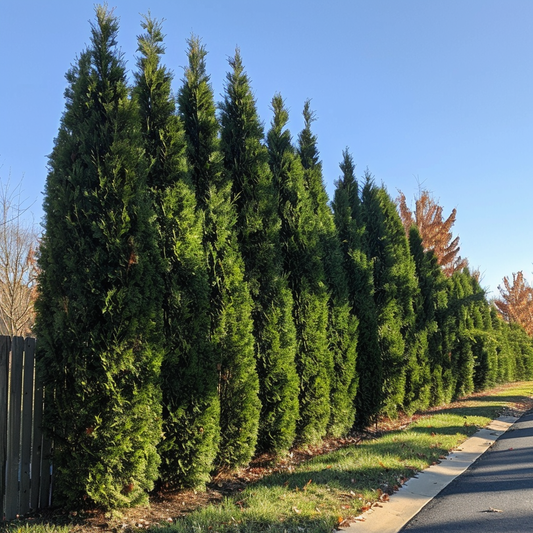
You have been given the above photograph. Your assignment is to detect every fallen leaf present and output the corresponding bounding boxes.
[485,507,503,513]
[292,507,301,514]
[380,493,390,502]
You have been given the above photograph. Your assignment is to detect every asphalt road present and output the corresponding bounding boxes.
[401,410,533,532]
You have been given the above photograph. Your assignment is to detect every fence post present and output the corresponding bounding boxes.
[19,338,36,515]
[0,336,11,520]
[5,337,24,519]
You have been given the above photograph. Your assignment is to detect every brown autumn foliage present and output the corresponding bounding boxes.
[397,189,468,276]
[494,271,533,336]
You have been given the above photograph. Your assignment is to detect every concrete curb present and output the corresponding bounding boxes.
[341,415,519,532]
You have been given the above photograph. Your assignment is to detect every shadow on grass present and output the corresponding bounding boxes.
[149,516,337,533]
[421,403,509,419]
[257,431,464,493]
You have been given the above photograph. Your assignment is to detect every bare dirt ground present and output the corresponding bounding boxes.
[7,386,533,532]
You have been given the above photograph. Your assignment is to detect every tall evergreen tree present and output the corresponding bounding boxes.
[35,6,162,508]
[267,95,331,444]
[177,37,224,207]
[219,54,299,454]
[178,40,260,467]
[406,226,441,410]
[445,270,485,398]
[361,176,417,416]
[296,102,358,437]
[134,18,219,489]
[332,151,382,427]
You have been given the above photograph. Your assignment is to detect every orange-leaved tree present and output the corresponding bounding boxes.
[397,189,468,277]
[494,271,533,336]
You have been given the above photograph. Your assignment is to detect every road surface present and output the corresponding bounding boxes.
[401,410,533,532]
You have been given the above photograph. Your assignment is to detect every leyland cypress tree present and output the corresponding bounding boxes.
[407,226,451,405]
[178,40,260,467]
[134,19,219,488]
[267,95,331,444]
[35,6,162,508]
[297,102,358,437]
[177,37,224,206]
[332,151,382,427]
[361,177,417,416]
[219,54,299,454]
[404,226,436,411]
[447,271,476,398]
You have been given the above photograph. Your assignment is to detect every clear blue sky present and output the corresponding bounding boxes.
[0,0,531,296]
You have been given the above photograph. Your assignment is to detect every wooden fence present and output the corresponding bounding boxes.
[1,336,53,521]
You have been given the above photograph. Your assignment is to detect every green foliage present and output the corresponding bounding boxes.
[134,19,220,489]
[205,185,260,467]
[179,42,260,468]
[35,6,162,508]
[506,322,533,380]
[219,57,299,454]
[445,270,486,398]
[406,226,444,410]
[332,150,381,428]
[297,103,358,438]
[361,177,418,416]
[267,96,332,445]
[177,36,224,206]
[35,9,533,510]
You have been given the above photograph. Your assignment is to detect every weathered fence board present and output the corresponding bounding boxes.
[0,336,52,521]
[0,336,10,518]
[5,337,24,519]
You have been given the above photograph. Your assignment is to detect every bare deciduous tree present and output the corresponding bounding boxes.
[0,175,39,337]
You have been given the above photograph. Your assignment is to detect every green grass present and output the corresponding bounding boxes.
[0,525,70,533]
[2,382,532,533]
[148,382,533,533]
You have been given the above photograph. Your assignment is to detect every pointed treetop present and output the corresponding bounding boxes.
[90,4,123,74]
[134,13,174,128]
[137,13,166,58]
[220,47,264,156]
[335,148,362,219]
[224,47,248,97]
[267,94,293,170]
[297,99,320,170]
[183,35,209,85]
[270,93,289,133]
[338,148,356,188]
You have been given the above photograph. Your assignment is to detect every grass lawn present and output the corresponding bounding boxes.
[2,382,533,533]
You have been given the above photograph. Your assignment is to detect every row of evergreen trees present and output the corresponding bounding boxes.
[35,7,533,509]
